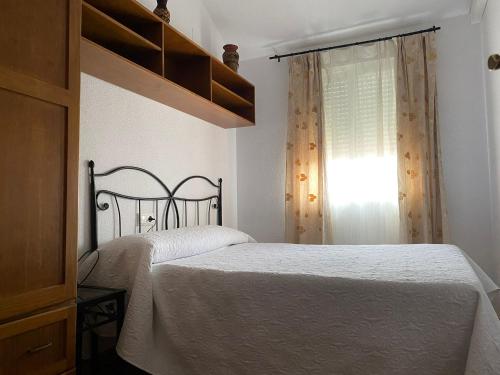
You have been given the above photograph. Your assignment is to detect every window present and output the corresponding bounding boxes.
[321,41,400,244]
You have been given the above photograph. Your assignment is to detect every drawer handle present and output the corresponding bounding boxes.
[27,342,53,354]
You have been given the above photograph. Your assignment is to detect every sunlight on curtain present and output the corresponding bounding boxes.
[321,41,400,244]
[285,53,324,244]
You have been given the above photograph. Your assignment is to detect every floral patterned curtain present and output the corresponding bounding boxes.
[396,33,448,243]
[285,53,324,244]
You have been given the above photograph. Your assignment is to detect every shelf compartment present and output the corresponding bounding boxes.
[217,104,255,124]
[163,23,211,100]
[211,58,255,104]
[212,81,255,122]
[164,56,211,100]
[212,80,253,108]
[81,38,254,129]
[84,0,163,48]
[82,2,163,75]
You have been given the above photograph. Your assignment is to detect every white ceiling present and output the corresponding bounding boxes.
[203,0,473,60]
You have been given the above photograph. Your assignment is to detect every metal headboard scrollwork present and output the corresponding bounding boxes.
[89,160,222,251]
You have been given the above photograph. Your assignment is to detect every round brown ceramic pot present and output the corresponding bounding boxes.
[223,44,240,72]
[488,54,500,71]
[154,0,170,24]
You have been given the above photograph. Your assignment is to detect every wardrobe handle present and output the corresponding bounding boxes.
[27,342,53,354]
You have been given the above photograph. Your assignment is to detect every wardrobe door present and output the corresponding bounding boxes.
[0,0,80,321]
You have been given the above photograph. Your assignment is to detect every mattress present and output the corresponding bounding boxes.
[83,226,500,375]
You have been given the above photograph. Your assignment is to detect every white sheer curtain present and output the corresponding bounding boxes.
[321,41,400,245]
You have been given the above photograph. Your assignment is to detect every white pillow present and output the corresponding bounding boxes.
[148,225,255,264]
[79,226,255,289]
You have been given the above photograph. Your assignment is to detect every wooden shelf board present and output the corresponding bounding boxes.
[82,2,161,53]
[212,80,253,108]
[84,0,161,24]
[81,38,254,129]
[163,23,208,57]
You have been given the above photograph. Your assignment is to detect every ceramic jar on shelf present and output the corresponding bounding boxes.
[154,0,170,23]
[223,44,240,72]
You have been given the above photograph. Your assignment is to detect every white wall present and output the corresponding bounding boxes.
[238,15,496,279]
[236,59,289,242]
[78,0,238,253]
[481,0,500,281]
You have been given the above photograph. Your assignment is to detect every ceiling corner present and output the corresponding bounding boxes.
[470,0,488,24]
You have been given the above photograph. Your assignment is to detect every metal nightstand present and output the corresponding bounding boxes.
[77,285,126,374]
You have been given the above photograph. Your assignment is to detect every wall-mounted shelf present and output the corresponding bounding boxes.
[81,0,255,129]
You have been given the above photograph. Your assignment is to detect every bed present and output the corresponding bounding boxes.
[81,161,500,375]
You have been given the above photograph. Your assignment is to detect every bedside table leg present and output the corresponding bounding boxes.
[116,293,125,336]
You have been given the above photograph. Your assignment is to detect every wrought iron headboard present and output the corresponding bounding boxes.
[89,160,222,251]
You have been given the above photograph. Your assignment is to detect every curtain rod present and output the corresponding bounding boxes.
[269,26,441,61]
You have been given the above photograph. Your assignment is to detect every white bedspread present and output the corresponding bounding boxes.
[84,228,500,375]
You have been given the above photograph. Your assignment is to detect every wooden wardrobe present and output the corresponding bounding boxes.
[0,1,80,374]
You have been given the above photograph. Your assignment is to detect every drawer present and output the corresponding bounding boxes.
[0,305,76,375]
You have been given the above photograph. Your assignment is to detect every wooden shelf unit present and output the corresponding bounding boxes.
[81,0,255,129]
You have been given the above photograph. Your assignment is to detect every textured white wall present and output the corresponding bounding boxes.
[78,0,238,253]
[237,15,496,280]
[436,16,494,278]
[481,0,500,281]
